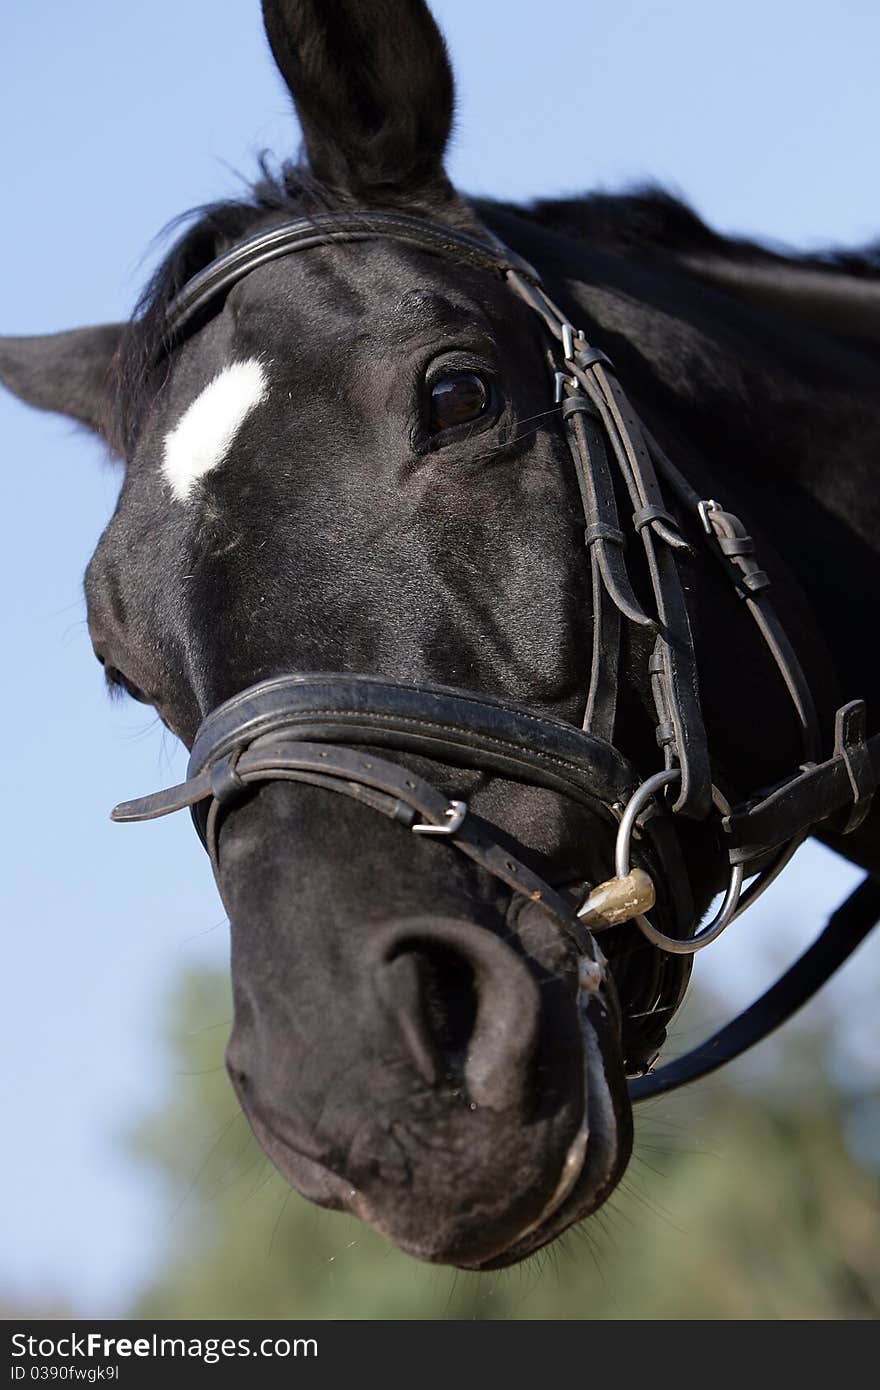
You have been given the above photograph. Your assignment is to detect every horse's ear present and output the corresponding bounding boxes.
[0,325,123,445]
[262,0,455,197]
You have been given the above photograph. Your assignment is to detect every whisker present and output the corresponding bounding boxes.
[268,1188,293,1259]
[242,1157,277,1204]
[512,404,564,428]
[167,1106,246,1224]
[185,1016,233,1037]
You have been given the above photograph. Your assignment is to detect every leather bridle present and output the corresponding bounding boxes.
[112,209,880,1099]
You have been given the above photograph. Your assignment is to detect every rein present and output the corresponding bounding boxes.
[114,209,880,1099]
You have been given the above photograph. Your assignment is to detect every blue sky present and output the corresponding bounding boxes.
[1,0,877,1314]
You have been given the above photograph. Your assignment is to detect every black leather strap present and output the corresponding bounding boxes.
[563,399,625,743]
[203,738,596,948]
[562,395,654,631]
[724,699,879,861]
[110,673,696,988]
[503,267,713,822]
[163,210,540,344]
[584,364,711,820]
[630,874,880,1100]
[645,431,822,766]
[114,735,613,961]
[835,700,876,833]
[185,672,639,811]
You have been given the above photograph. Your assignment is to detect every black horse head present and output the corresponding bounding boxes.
[2,0,878,1269]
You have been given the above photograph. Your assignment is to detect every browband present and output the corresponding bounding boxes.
[164,210,540,343]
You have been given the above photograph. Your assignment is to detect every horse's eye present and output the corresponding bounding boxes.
[104,664,148,704]
[428,370,491,433]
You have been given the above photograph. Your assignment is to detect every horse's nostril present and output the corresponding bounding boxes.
[415,942,479,1071]
[375,917,541,1114]
[382,942,478,1088]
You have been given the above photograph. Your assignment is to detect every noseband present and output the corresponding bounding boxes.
[113,209,880,1098]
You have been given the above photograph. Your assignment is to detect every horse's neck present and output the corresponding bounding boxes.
[677,254,880,351]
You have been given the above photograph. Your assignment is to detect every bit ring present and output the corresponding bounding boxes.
[617,769,744,955]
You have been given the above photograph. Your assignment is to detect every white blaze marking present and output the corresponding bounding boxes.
[161,359,268,500]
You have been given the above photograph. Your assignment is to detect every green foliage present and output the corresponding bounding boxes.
[128,967,880,1320]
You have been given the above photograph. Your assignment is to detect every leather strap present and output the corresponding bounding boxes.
[505,269,712,820]
[115,732,613,961]
[203,740,597,949]
[561,397,627,742]
[834,700,875,833]
[724,699,879,861]
[584,362,711,818]
[561,395,653,630]
[630,874,880,1100]
[114,670,692,922]
[111,675,698,1010]
[163,210,540,344]
[646,430,822,766]
[182,672,640,810]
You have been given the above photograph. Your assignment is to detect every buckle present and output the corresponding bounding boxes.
[412,800,468,837]
[834,700,875,833]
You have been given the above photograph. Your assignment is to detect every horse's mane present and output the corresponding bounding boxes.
[112,166,880,453]
[509,185,880,279]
